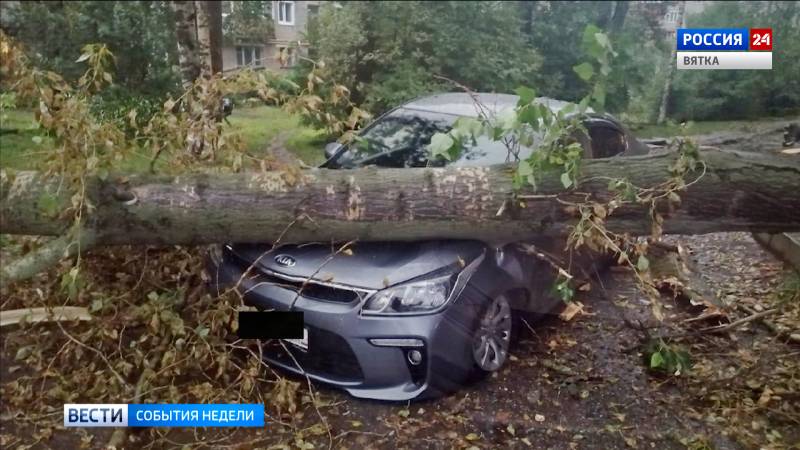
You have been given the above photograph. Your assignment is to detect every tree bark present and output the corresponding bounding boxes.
[609,1,629,33]
[0,231,95,289]
[206,0,224,74]
[194,1,213,76]
[656,1,686,124]
[171,1,202,88]
[2,149,799,249]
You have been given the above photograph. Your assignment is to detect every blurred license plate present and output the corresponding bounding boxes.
[285,328,308,350]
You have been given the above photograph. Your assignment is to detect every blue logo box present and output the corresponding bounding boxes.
[677,28,748,51]
[64,403,265,427]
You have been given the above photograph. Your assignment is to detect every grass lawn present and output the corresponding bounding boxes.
[0,105,327,171]
[226,105,327,166]
[0,109,54,169]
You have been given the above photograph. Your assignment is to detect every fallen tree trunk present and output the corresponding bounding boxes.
[2,149,799,248]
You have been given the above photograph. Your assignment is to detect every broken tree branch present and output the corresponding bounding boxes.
[0,306,92,327]
[738,304,800,344]
[0,230,96,288]
[699,308,780,334]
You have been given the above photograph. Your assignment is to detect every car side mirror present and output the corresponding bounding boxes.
[324,142,343,160]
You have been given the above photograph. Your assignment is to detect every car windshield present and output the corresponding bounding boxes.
[328,107,534,169]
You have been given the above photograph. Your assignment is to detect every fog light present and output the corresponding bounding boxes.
[369,338,424,347]
[407,349,423,365]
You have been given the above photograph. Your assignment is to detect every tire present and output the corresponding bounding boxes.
[470,293,520,376]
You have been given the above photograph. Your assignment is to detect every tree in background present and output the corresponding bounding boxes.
[172,1,206,87]
[657,1,686,125]
[522,1,671,116]
[307,1,672,119]
[0,1,181,132]
[171,1,224,87]
[306,1,541,114]
[2,0,796,132]
[0,1,180,98]
[668,1,800,121]
[222,0,274,50]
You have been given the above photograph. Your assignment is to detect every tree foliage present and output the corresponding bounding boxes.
[521,1,671,117]
[0,1,180,98]
[222,1,274,46]
[669,1,800,120]
[306,1,542,114]
[305,1,673,120]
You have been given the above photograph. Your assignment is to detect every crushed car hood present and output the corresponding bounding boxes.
[228,241,486,290]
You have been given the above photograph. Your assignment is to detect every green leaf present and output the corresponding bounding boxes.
[518,104,540,127]
[427,133,455,160]
[514,86,536,106]
[560,172,573,189]
[582,24,602,46]
[592,84,606,107]
[650,351,665,368]
[560,102,577,116]
[61,266,81,300]
[518,160,533,177]
[496,109,518,131]
[636,255,650,272]
[594,32,612,50]
[582,25,604,58]
[573,62,594,82]
[452,117,483,140]
[555,279,575,303]
[196,326,210,338]
[578,95,591,113]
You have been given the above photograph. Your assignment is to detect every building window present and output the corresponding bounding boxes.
[664,10,679,23]
[277,1,294,25]
[236,46,262,67]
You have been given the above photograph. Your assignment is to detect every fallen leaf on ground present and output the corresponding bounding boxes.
[559,302,585,322]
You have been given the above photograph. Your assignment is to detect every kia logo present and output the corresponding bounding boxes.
[274,254,296,267]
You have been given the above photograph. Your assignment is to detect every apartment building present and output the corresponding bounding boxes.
[221,1,320,72]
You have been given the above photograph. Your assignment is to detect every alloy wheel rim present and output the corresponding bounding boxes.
[472,295,512,371]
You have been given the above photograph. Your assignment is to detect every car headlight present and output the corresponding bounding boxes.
[362,252,484,315]
[363,274,453,314]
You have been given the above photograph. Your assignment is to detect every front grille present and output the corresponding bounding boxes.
[227,252,368,303]
[254,272,362,303]
[263,327,364,382]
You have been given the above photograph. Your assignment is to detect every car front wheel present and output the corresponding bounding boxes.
[471,294,516,372]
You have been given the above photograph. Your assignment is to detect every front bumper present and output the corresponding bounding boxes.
[208,252,481,401]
